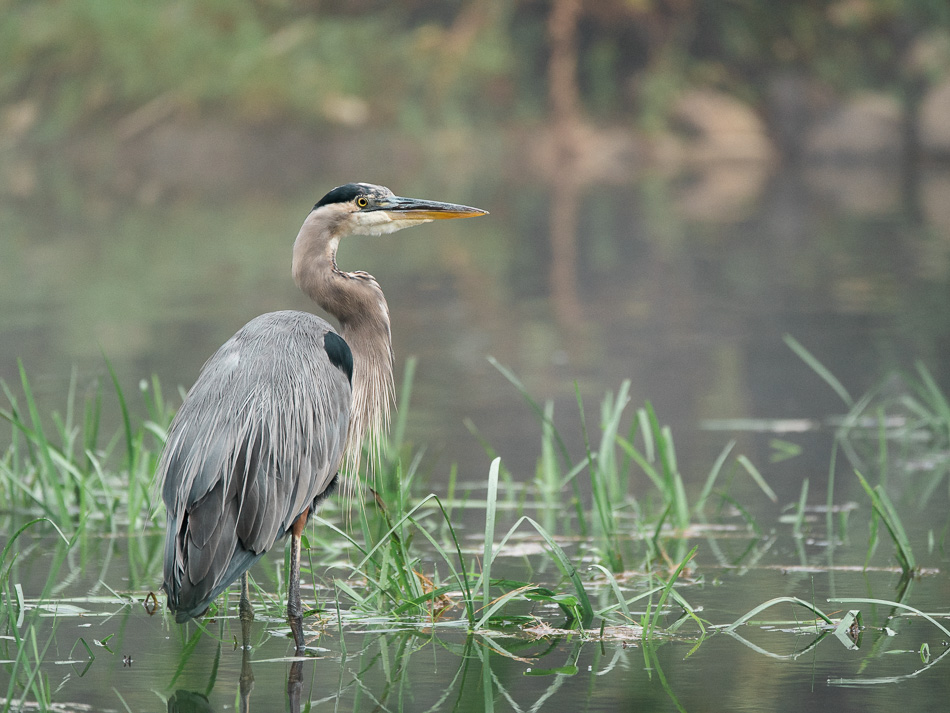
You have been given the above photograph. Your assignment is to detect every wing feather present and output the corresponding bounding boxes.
[158,310,351,618]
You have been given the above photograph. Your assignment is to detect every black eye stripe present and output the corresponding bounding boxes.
[313,183,366,209]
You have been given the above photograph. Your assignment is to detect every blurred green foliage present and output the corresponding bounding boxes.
[2,0,950,140]
[1,0,518,138]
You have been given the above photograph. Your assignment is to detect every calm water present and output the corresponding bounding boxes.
[2,135,950,710]
[6,510,950,712]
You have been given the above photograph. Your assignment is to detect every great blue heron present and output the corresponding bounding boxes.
[158,183,486,650]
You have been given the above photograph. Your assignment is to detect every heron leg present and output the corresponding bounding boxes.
[239,571,253,649]
[288,508,309,652]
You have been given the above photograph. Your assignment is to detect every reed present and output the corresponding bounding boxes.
[0,365,171,533]
[854,470,917,576]
[0,359,750,661]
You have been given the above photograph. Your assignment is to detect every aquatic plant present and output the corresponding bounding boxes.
[0,352,947,709]
[0,362,171,534]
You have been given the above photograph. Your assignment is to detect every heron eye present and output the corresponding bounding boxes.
[356,196,368,208]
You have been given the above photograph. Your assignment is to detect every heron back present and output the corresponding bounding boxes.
[159,310,351,619]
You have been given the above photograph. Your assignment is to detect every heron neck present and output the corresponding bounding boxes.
[340,311,394,474]
[292,218,394,475]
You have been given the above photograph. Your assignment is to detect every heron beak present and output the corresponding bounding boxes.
[375,196,488,222]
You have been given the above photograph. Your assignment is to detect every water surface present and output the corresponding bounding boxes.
[2,137,950,710]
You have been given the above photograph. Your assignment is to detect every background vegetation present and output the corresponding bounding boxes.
[3,0,950,142]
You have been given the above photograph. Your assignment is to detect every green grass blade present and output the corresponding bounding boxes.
[473,585,537,628]
[636,407,655,463]
[597,380,631,503]
[523,517,594,628]
[390,357,416,456]
[407,499,476,623]
[661,425,689,529]
[826,438,838,547]
[792,478,809,538]
[784,334,853,408]
[616,436,666,493]
[104,356,135,476]
[488,357,572,469]
[575,384,621,569]
[737,455,777,502]
[17,361,70,523]
[914,361,950,442]
[588,564,632,622]
[832,610,861,649]
[1,518,68,574]
[853,470,916,574]
[646,545,699,638]
[694,439,735,514]
[482,458,500,611]
[725,596,835,632]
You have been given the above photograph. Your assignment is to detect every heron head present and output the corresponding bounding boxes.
[312,182,487,237]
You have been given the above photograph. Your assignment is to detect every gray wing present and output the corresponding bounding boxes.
[158,310,352,620]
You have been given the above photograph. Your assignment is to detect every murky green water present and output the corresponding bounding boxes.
[3,138,950,710]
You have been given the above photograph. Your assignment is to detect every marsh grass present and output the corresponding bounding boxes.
[785,335,950,481]
[307,457,603,633]
[487,359,774,574]
[784,335,950,574]
[854,470,917,577]
[0,518,74,713]
[294,357,778,639]
[2,350,947,708]
[0,357,759,643]
[0,362,172,534]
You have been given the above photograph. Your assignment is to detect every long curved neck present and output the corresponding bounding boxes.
[292,212,394,475]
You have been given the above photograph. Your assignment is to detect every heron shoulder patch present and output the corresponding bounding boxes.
[323,332,353,384]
